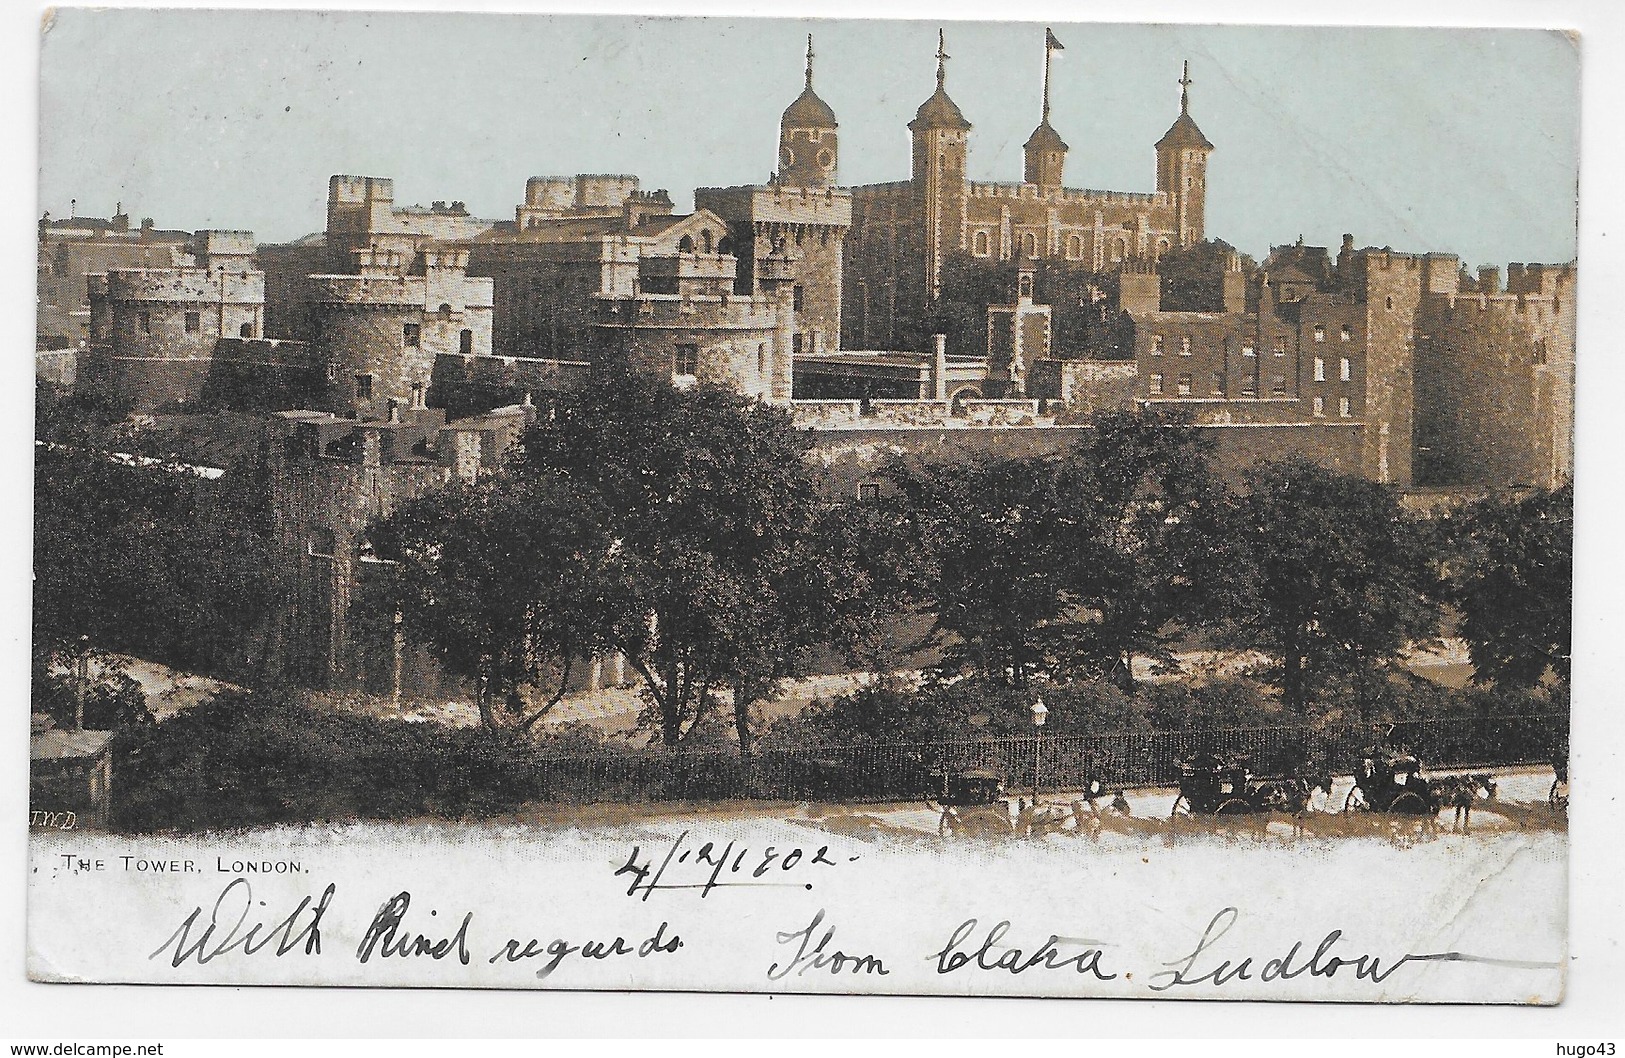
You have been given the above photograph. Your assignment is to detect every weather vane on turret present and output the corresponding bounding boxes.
[805,33,815,89]
[936,28,950,89]
[1180,59,1193,114]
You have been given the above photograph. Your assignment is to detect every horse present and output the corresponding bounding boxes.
[1432,773,1498,833]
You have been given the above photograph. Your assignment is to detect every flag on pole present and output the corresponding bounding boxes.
[1046,28,1065,51]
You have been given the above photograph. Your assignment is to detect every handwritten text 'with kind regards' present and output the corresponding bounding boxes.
[149,878,682,982]
[614,829,858,900]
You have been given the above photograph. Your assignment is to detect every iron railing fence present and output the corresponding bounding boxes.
[514,712,1568,804]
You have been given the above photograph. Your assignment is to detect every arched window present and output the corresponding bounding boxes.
[459,329,473,355]
[699,230,714,254]
[1068,235,1082,259]
[717,236,733,256]
[678,234,695,253]
[1156,238,1170,259]
[973,231,990,256]
[239,321,254,338]
[1022,232,1037,259]
[1112,238,1126,262]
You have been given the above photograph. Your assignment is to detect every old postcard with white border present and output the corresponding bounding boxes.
[28,8,1576,1003]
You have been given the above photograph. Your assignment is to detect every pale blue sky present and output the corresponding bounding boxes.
[39,10,1578,267]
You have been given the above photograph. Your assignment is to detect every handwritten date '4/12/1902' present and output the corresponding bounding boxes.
[614,831,857,900]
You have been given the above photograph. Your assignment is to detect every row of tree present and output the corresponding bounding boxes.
[370,369,1572,751]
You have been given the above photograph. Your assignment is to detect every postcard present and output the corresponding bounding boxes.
[28,8,1576,1003]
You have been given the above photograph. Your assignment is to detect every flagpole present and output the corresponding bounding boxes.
[1042,30,1052,123]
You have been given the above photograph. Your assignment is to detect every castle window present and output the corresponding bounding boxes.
[325,362,338,382]
[460,329,473,355]
[1211,371,1225,395]
[857,481,881,504]
[1068,235,1082,259]
[1385,296,1394,311]
[1314,357,1326,382]
[1176,373,1192,396]
[678,235,695,253]
[700,230,714,254]
[239,321,254,338]
[793,285,805,312]
[1313,325,1326,343]
[1151,335,1164,356]
[355,373,374,400]
[673,344,699,378]
[1533,340,1547,366]
[1241,343,1254,358]
[817,149,834,169]
[403,323,421,347]
[792,333,804,358]
[1341,325,1353,341]
[1339,396,1352,418]
[1156,238,1170,260]
[1340,357,1352,382]
[1179,336,1192,357]
[184,311,200,334]
[1273,337,1287,356]
[1022,233,1037,259]
[973,230,990,257]
[1149,373,1164,395]
[138,311,151,334]
[1271,374,1287,396]
[1018,274,1034,299]
[1241,372,1257,396]
[758,344,768,377]
[1112,239,1126,262]
[411,381,425,409]
[1313,396,1325,417]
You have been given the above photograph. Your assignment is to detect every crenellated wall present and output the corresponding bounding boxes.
[1414,264,1575,489]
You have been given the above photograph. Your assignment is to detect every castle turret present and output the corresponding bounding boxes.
[1155,60,1214,247]
[1023,29,1068,190]
[778,35,839,189]
[910,29,972,301]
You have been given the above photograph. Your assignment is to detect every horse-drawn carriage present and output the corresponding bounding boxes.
[1169,752,1316,820]
[1345,748,1441,815]
[930,768,1013,836]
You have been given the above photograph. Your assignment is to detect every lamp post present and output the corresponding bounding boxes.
[1030,695,1048,805]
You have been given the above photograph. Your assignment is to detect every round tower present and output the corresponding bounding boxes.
[778,34,839,188]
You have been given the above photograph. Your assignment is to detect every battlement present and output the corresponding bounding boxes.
[192,230,257,260]
[593,292,783,329]
[328,175,394,207]
[967,181,1168,207]
[694,184,853,228]
[1506,262,1576,297]
[422,247,471,273]
[1120,256,1159,276]
[105,268,263,303]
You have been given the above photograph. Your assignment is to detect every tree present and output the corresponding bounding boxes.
[885,452,1075,687]
[32,430,280,682]
[1448,483,1572,687]
[1227,460,1442,719]
[368,474,616,732]
[376,367,883,753]
[1053,408,1234,691]
[513,368,868,751]
[31,642,153,732]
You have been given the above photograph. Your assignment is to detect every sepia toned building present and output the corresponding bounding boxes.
[842,34,1207,351]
